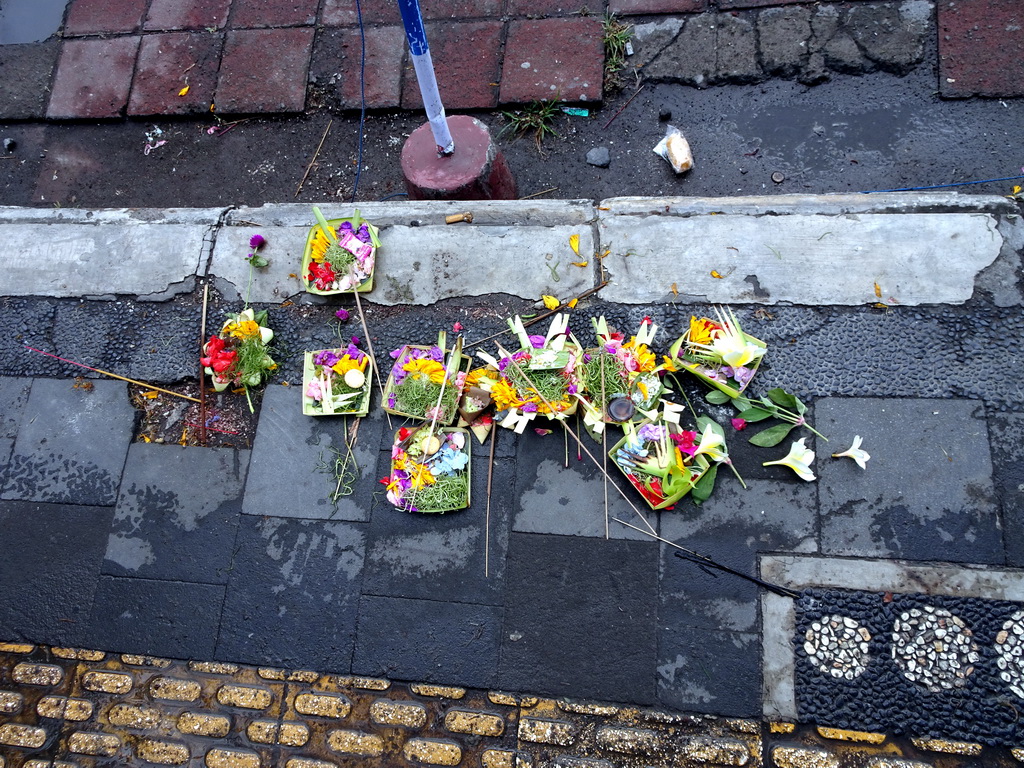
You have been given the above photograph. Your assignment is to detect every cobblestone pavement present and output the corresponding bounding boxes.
[2,641,1022,768]
[1,0,1022,122]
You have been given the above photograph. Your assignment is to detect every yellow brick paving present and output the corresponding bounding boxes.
[0,643,1020,767]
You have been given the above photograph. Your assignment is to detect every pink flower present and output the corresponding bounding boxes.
[453,322,464,332]
[249,234,267,249]
[732,418,747,431]
[335,308,350,321]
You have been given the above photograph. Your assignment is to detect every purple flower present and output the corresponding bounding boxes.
[388,393,396,407]
[521,402,538,413]
[245,252,254,260]
[314,350,340,367]
[249,234,267,249]
[351,336,360,345]
[567,383,578,395]
[335,308,350,321]
[426,346,444,362]
[528,335,546,349]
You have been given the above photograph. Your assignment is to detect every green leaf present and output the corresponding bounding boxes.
[250,254,269,268]
[705,390,731,405]
[691,464,718,504]
[767,388,800,410]
[794,397,808,416]
[748,422,795,447]
[736,407,773,423]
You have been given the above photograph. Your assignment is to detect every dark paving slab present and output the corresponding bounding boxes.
[939,0,1024,97]
[817,398,1002,564]
[311,26,406,110]
[103,444,249,584]
[231,0,319,28]
[660,480,817,634]
[362,454,514,606]
[63,0,146,35]
[214,28,314,114]
[47,37,141,119]
[128,32,224,116]
[498,533,658,704]
[85,576,225,659]
[512,428,649,540]
[244,384,384,521]
[0,500,113,647]
[144,0,231,31]
[351,595,502,688]
[609,0,705,13]
[0,377,32,438]
[499,18,604,104]
[1,379,134,507]
[656,627,761,717]
[217,516,365,671]
[400,21,503,110]
[0,42,61,120]
[988,412,1024,567]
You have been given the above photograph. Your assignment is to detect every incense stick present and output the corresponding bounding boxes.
[25,346,201,403]
[485,429,496,578]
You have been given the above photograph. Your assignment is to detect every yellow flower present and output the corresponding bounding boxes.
[491,379,522,410]
[541,295,560,310]
[687,316,720,346]
[626,341,657,372]
[693,423,728,462]
[406,461,437,490]
[402,358,446,384]
[227,319,260,339]
[310,226,337,263]
[661,355,678,372]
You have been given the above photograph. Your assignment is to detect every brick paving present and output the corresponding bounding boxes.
[1,0,1019,121]
[0,642,1009,768]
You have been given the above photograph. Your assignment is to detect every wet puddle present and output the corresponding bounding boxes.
[0,0,69,44]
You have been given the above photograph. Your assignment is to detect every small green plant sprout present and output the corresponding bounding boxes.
[602,15,634,92]
[499,100,563,151]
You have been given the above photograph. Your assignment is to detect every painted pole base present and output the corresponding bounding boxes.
[401,115,517,200]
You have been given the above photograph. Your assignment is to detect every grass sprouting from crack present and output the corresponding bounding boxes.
[602,15,634,93]
[500,100,563,151]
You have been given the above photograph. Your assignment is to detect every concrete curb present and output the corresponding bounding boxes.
[0,194,1016,307]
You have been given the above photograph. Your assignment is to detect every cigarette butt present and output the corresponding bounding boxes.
[445,212,473,224]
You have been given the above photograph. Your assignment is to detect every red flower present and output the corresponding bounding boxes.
[731,418,747,431]
[308,261,336,290]
[380,476,390,485]
[628,474,667,507]
[201,335,237,373]
[398,428,412,441]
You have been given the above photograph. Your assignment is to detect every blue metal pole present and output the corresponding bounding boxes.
[396,0,454,155]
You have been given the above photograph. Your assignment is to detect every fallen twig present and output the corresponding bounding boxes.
[295,119,333,197]
[603,84,645,130]
[519,186,559,200]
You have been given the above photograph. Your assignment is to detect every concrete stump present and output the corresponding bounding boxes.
[401,115,517,200]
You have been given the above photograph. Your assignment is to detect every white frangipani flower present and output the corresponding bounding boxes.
[832,435,870,469]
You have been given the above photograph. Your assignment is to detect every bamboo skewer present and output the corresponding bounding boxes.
[198,283,210,445]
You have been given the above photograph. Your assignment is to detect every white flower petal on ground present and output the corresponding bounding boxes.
[832,435,870,469]
[763,437,816,481]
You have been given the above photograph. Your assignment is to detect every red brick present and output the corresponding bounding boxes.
[401,21,502,110]
[129,32,223,115]
[938,0,1024,97]
[232,0,319,28]
[499,17,603,104]
[321,0,401,26]
[420,0,503,18]
[507,0,591,16]
[47,37,140,119]
[215,27,314,113]
[608,0,705,11]
[144,0,232,30]
[63,0,146,35]
[311,26,405,108]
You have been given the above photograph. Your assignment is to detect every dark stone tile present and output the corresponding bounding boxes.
[1,379,134,506]
[244,384,384,521]
[512,428,650,540]
[609,0,706,12]
[817,398,1002,564]
[63,0,146,35]
[215,28,314,114]
[657,627,760,717]
[128,32,224,116]
[499,18,603,104]
[352,595,502,688]
[363,454,514,605]
[217,516,365,671]
[401,21,502,110]
[0,43,61,120]
[86,576,224,659]
[0,500,113,646]
[989,412,1024,566]
[103,444,248,584]
[499,533,658,704]
[310,26,405,110]
[47,37,141,119]
[660,481,816,633]
[0,377,32,438]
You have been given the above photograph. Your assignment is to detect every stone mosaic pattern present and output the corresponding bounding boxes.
[796,590,1024,745]
[804,615,871,680]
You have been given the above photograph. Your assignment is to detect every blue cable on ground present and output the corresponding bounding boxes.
[351,0,367,202]
[861,173,1024,194]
